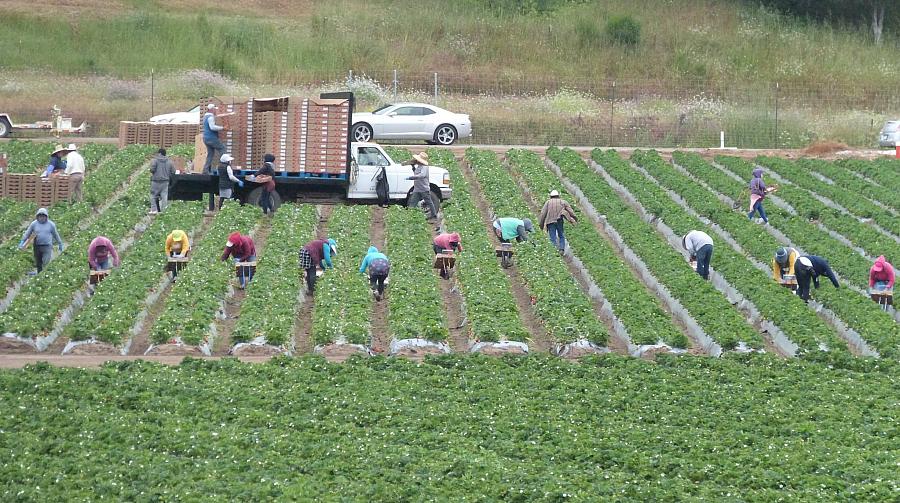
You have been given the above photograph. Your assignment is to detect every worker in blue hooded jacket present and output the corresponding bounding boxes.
[359,245,390,301]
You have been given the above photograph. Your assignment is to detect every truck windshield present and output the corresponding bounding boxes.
[356,147,390,166]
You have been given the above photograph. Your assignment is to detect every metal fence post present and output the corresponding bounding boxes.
[393,69,398,100]
[150,69,155,117]
[774,82,779,148]
[348,70,353,86]
[434,73,439,104]
[609,81,616,146]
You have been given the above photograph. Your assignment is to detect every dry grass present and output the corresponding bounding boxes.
[803,141,850,156]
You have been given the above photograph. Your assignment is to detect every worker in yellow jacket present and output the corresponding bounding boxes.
[772,246,799,282]
[165,230,190,258]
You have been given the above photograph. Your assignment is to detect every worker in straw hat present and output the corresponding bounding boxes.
[63,143,85,202]
[405,151,438,220]
[795,255,839,302]
[538,189,577,253]
[41,144,69,178]
[772,246,799,282]
[202,103,226,174]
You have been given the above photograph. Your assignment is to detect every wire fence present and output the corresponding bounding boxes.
[2,69,899,148]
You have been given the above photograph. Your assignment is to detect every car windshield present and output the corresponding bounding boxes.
[371,105,394,115]
[187,106,200,113]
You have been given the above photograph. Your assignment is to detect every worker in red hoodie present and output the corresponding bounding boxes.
[88,236,120,271]
[221,232,256,289]
[869,255,895,293]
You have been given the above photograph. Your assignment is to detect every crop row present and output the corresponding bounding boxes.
[0,170,153,340]
[231,204,318,348]
[716,156,880,290]
[311,205,373,346]
[677,152,900,358]
[465,149,607,346]
[802,157,897,212]
[0,199,36,242]
[65,201,204,347]
[424,149,530,343]
[837,157,900,194]
[759,156,900,236]
[384,205,449,342]
[150,204,262,347]
[0,141,116,174]
[632,150,847,354]
[508,149,688,347]
[551,147,760,350]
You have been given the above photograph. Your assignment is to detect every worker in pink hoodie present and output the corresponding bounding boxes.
[221,232,256,289]
[87,236,119,271]
[869,255,895,292]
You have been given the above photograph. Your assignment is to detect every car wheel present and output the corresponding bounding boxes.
[352,123,373,142]
[434,124,457,145]
[0,118,11,138]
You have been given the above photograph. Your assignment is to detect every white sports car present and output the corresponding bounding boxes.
[148,105,201,124]
[351,103,471,145]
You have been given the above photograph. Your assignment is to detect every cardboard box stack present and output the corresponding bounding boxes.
[118,122,199,148]
[296,98,350,175]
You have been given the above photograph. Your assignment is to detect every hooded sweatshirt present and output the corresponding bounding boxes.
[359,246,389,273]
[869,255,895,288]
[749,168,766,197]
[221,232,255,261]
[433,232,463,252]
[165,230,190,256]
[21,208,63,247]
[88,236,119,269]
[304,238,337,269]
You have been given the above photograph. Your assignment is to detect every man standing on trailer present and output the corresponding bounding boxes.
[63,143,85,202]
[405,152,437,220]
[202,103,226,174]
[795,255,840,302]
[538,189,577,253]
[682,230,714,280]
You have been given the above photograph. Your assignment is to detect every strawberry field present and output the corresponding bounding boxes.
[0,140,898,499]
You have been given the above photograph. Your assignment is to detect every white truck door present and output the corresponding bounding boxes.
[348,145,390,199]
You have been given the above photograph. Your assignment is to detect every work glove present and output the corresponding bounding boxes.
[58,243,64,253]
[237,180,244,188]
[17,240,25,250]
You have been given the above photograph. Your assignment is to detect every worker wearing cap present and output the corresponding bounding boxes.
[41,145,68,178]
[493,217,534,243]
[869,255,895,293]
[217,153,244,210]
[87,236,119,271]
[359,245,390,301]
[299,238,337,294]
[221,232,256,289]
[682,230,714,280]
[538,189,578,252]
[18,208,64,275]
[165,230,191,258]
[405,152,438,220]
[63,143,85,202]
[795,255,840,302]
[772,246,799,282]
[202,103,226,174]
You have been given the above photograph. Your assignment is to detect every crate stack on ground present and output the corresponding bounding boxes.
[118,122,199,149]
[0,173,74,205]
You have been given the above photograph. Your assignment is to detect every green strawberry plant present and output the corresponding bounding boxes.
[384,205,449,342]
[838,157,900,194]
[231,204,318,347]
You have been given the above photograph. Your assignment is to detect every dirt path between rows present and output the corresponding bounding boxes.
[368,206,390,354]
[211,216,275,356]
[458,158,550,352]
[293,205,333,354]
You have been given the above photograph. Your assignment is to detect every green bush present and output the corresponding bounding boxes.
[606,15,641,46]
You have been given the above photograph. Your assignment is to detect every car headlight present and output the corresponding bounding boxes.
[443,173,450,185]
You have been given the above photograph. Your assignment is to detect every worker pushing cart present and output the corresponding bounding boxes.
[433,232,462,279]
[772,246,800,289]
[493,217,533,268]
[165,230,191,280]
[221,232,256,289]
[869,255,894,309]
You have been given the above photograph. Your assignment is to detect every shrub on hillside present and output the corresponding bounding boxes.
[606,15,641,46]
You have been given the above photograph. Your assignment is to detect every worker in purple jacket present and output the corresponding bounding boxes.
[747,168,769,225]
[299,238,337,294]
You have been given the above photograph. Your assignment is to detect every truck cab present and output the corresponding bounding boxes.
[348,142,452,203]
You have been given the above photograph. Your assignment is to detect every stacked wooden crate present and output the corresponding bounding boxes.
[119,122,199,148]
[0,173,73,204]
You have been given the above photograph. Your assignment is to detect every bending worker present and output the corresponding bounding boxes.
[682,230,714,280]
[538,189,577,252]
[795,255,839,302]
[221,232,256,289]
[493,217,534,243]
[433,232,463,255]
[772,246,799,282]
[165,230,191,258]
[41,145,68,178]
[869,255,894,293]
[359,246,390,301]
[299,238,337,295]
[88,236,120,271]
[19,208,64,275]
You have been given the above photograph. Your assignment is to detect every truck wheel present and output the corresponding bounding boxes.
[434,124,457,145]
[246,186,283,211]
[352,123,373,142]
[429,190,441,215]
[0,118,11,138]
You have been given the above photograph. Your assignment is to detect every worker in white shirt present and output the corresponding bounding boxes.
[63,143,85,202]
[682,230,714,280]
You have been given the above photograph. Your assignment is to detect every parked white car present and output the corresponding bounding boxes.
[878,120,900,147]
[351,103,471,145]
[148,105,201,124]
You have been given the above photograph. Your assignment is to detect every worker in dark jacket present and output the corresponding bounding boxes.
[256,153,277,215]
[19,208,64,275]
[149,148,175,213]
[299,238,337,294]
[359,246,390,300]
[795,255,840,302]
[221,232,256,288]
[217,154,243,210]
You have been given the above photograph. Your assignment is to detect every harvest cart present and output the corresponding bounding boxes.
[235,261,256,289]
[89,270,110,285]
[166,256,190,279]
[781,274,798,291]
[870,290,893,311]
[496,243,514,269]
[433,250,456,279]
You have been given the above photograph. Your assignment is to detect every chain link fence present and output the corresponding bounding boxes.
[2,69,898,148]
